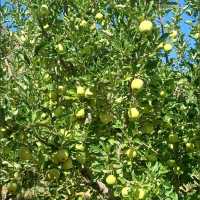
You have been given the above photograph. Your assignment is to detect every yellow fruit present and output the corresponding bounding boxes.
[170,30,178,38]
[106,175,116,185]
[85,88,93,98]
[95,13,103,20]
[7,182,17,194]
[75,144,85,151]
[19,147,32,160]
[139,20,153,32]
[157,42,164,48]
[76,109,85,119]
[76,86,85,96]
[47,169,60,181]
[186,142,194,152]
[138,188,146,199]
[126,148,137,159]
[63,158,73,170]
[128,108,140,120]
[121,187,129,197]
[80,20,87,27]
[131,78,144,90]
[40,4,49,16]
[160,90,165,97]
[99,113,113,124]
[194,33,199,39]
[55,43,64,53]
[163,43,172,52]
[55,149,69,163]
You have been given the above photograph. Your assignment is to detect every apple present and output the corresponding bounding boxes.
[126,148,137,159]
[7,182,17,194]
[63,158,73,170]
[55,43,64,53]
[40,4,49,16]
[128,108,140,120]
[95,13,103,20]
[121,187,129,197]
[76,86,85,96]
[75,108,85,119]
[168,134,178,143]
[47,168,60,181]
[106,175,116,185]
[163,43,172,52]
[131,78,144,90]
[99,113,113,124]
[139,20,153,32]
[19,147,32,160]
[55,149,69,163]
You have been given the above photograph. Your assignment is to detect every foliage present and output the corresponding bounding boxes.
[0,0,200,199]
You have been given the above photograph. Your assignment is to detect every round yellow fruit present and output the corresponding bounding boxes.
[163,43,172,52]
[99,113,113,124]
[126,148,137,159]
[106,175,116,185]
[75,108,85,119]
[19,147,32,160]
[170,30,178,38]
[76,86,85,96]
[194,33,199,39]
[63,158,73,170]
[139,20,153,32]
[7,182,17,194]
[186,142,194,152]
[121,187,129,197]
[160,90,165,97]
[84,88,93,98]
[40,4,49,16]
[131,78,144,90]
[47,169,60,181]
[75,144,85,151]
[55,43,64,53]
[80,20,87,27]
[138,188,146,199]
[128,108,140,120]
[55,149,69,163]
[95,13,103,20]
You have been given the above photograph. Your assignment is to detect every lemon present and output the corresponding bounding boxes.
[106,175,116,185]
[95,13,103,20]
[121,187,129,197]
[194,33,199,39]
[76,86,85,96]
[160,90,165,97]
[139,20,153,32]
[138,188,146,199]
[163,43,172,52]
[131,78,144,90]
[128,108,140,120]
[75,144,85,151]
[76,109,85,119]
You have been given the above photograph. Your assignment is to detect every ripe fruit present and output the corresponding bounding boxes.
[139,20,153,32]
[121,187,129,197]
[80,20,87,27]
[40,5,49,16]
[63,158,73,170]
[84,88,93,98]
[137,188,146,199]
[193,33,199,39]
[76,109,85,119]
[163,43,172,52]
[168,134,178,143]
[47,169,60,181]
[186,142,194,152]
[75,144,85,151]
[99,113,113,124]
[19,147,32,160]
[131,78,144,90]
[55,43,64,53]
[95,13,103,20]
[126,148,137,159]
[128,108,140,120]
[160,90,165,97]
[55,149,69,163]
[170,30,178,38]
[76,86,85,96]
[143,122,154,134]
[106,175,116,185]
[7,182,17,194]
